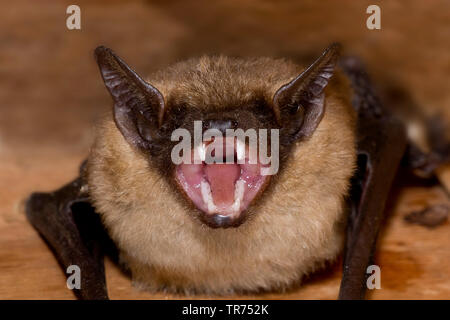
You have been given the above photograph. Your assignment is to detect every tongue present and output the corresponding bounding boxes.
[205,163,240,207]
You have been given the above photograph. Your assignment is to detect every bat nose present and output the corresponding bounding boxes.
[203,119,238,135]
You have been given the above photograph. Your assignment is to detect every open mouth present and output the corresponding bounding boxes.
[175,137,270,227]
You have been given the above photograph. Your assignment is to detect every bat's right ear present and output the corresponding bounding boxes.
[94,46,165,152]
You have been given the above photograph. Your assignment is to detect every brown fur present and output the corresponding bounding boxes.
[87,56,357,294]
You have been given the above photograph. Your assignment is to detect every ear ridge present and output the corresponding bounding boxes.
[273,43,341,140]
[94,46,165,150]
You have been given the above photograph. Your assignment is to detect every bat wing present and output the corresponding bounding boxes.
[338,57,408,299]
[26,162,110,300]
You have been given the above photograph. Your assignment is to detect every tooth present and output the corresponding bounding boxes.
[232,198,240,213]
[201,143,206,161]
[201,180,216,212]
[236,139,246,163]
[195,143,206,163]
[235,179,245,201]
[232,179,245,212]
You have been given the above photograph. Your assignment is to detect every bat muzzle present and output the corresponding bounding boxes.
[174,136,271,228]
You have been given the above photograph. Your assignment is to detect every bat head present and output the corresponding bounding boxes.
[94,44,341,228]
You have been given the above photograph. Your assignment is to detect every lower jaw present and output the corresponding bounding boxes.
[199,178,245,218]
[197,209,248,228]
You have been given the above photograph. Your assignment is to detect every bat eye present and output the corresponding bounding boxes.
[232,120,239,129]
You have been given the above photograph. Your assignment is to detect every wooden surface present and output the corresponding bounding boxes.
[0,0,449,299]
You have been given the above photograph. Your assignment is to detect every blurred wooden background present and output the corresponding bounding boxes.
[0,0,449,299]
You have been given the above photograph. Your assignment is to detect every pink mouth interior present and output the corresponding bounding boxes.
[205,163,240,206]
[175,137,269,218]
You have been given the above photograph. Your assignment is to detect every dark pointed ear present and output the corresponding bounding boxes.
[94,46,165,151]
[273,43,341,142]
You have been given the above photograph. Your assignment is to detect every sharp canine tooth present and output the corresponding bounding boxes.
[236,139,245,163]
[195,143,206,163]
[235,179,245,201]
[201,143,206,161]
[201,181,216,212]
[232,179,245,212]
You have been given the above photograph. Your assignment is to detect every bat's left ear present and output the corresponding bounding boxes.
[273,43,341,142]
[94,46,165,152]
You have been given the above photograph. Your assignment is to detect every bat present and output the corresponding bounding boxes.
[25,43,449,300]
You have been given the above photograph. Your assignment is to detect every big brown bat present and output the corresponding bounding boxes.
[25,44,449,300]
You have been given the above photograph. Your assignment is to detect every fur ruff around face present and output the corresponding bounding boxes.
[87,55,357,294]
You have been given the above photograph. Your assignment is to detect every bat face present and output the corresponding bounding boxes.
[88,44,357,293]
[171,110,276,228]
[124,84,281,228]
[94,45,341,229]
